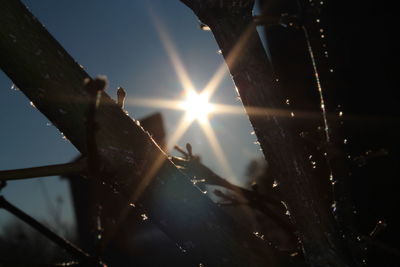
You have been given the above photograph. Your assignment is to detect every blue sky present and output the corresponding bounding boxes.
[0,0,263,229]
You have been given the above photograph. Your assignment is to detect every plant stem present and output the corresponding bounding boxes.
[0,196,91,260]
[0,160,87,182]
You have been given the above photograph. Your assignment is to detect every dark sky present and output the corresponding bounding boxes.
[0,0,263,227]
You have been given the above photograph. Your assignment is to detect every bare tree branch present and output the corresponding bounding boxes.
[180,1,353,266]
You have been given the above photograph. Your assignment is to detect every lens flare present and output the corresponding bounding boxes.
[179,91,214,124]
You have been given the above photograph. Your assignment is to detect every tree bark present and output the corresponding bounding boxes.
[181,0,352,266]
[0,0,280,265]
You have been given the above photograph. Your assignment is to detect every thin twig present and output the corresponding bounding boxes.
[172,154,297,246]
[171,144,295,235]
[174,145,189,158]
[0,196,91,261]
[84,77,107,177]
[171,155,281,205]
[84,77,107,257]
[0,160,87,182]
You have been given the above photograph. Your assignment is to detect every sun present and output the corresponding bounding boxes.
[179,90,214,123]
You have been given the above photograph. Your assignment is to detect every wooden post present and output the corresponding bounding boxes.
[181,0,352,266]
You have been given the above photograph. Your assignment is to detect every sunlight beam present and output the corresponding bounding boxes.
[212,103,332,120]
[202,22,256,98]
[202,62,228,99]
[167,114,194,150]
[150,12,196,94]
[125,97,183,111]
[200,120,261,232]
[212,103,279,117]
[201,120,236,182]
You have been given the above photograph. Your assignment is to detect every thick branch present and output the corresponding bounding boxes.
[181,1,352,266]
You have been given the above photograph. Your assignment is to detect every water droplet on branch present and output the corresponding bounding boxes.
[141,214,149,221]
[11,84,19,91]
[60,132,69,141]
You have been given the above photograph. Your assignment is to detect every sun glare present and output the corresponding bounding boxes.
[179,91,214,123]
[128,10,247,183]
